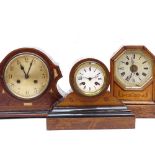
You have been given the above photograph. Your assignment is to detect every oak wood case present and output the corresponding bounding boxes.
[110,46,155,117]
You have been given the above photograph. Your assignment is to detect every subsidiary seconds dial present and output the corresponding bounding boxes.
[115,49,153,90]
[70,58,109,96]
[4,53,50,99]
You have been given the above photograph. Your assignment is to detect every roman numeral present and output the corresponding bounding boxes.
[89,67,91,71]
[118,67,124,70]
[126,55,129,60]
[142,61,147,64]
[142,72,147,76]
[121,72,125,76]
[144,67,148,70]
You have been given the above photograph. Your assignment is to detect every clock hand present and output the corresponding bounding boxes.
[26,58,34,78]
[19,63,27,79]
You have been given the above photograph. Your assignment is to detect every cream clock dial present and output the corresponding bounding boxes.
[70,59,109,96]
[4,53,50,99]
[114,50,153,90]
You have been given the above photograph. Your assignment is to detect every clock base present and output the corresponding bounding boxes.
[46,107,135,130]
[46,92,135,130]
[126,103,155,118]
[0,110,48,118]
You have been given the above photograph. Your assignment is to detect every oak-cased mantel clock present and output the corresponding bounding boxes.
[47,58,135,130]
[110,46,155,117]
[0,48,62,118]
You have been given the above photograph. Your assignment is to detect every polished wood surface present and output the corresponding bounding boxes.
[47,116,135,130]
[0,48,62,113]
[127,104,155,118]
[57,91,124,107]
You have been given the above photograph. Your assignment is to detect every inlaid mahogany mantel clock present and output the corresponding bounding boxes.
[110,46,155,117]
[47,58,135,130]
[0,48,62,118]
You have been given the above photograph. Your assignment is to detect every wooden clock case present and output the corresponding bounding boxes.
[110,46,155,118]
[47,58,135,130]
[0,48,62,118]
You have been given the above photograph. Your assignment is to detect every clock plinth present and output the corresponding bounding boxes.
[46,91,135,130]
[125,101,155,118]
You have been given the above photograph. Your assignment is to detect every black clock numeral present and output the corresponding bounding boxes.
[144,67,148,70]
[83,85,86,89]
[95,82,100,86]
[89,67,91,71]
[78,76,82,80]
[80,82,85,85]
[84,69,86,72]
[139,56,142,60]
[118,67,124,70]
[125,76,131,81]
[126,55,129,60]
[121,61,125,64]
[121,72,125,77]
[133,54,135,59]
[142,72,147,76]
[98,78,102,80]
[89,87,91,91]
[142,61,147,64]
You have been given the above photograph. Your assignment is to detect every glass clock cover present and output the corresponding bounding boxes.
[114,49,153,90]
[4,53,50,99]
[70,59,109,96]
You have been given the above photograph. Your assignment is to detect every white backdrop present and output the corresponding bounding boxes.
[0,0,155,155]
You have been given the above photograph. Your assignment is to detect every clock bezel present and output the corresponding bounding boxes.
[0,48,54,101]
[113,47,154,90]
[69,58,110,97]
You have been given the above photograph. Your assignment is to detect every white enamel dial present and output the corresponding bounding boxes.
[72,60,109,96]
[114,50,153,89]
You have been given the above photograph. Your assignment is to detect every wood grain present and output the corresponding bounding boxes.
[47,116,135,130]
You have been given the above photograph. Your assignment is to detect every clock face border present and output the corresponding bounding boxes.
[69,58,110,97]
[110,46,155,91]
[113,47,154,90]
[0,48,54,101]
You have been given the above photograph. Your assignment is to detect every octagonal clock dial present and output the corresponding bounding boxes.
[114,49,153,90]
[70,58,109,97]
[3,53,50,100]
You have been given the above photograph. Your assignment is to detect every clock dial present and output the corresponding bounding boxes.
[70,59,109,96]
[4,53,50,99]
[114,49,153,89]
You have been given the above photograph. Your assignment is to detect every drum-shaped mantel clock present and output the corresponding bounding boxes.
[0,48,62,118]
[110,46,155,117]
[47,58,135,130]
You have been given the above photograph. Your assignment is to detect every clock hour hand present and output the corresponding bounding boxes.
[19,64,27,79]
[26,59,34,78]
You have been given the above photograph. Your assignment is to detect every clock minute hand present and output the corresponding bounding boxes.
[26,59,34,78]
